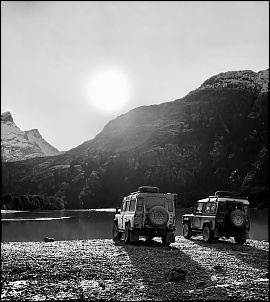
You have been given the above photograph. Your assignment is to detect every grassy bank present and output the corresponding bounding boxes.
[1,236,269,301]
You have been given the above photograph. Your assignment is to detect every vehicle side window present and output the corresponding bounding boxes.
[129,199,136,212]
[243,205,249,215]
[121,200,126,211]
[136,198,143,212]
[218,202,225,213]
[125,201,130,212]
[196,202,203,213]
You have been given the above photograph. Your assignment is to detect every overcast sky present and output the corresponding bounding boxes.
[1,1,269,151]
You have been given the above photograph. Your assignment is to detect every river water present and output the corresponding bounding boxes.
[1,208,268,242]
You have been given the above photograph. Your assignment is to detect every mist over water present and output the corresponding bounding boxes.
[1,208,268,242]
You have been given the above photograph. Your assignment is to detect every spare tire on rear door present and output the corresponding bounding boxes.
[230,209,246,228]
[148,206,169,227]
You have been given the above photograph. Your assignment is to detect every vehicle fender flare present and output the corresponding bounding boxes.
[202,220,214,230]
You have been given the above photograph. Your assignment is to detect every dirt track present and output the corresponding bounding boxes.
[1,236,269,301]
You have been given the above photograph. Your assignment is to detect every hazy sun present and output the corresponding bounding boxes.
[88,67,131,112]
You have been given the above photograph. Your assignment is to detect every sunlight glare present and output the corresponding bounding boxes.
[88,67,131,112]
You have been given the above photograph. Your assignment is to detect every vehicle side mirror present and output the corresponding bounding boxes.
[115,207,120,213]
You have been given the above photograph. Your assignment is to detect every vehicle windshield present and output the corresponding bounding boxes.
[204,202,217,214]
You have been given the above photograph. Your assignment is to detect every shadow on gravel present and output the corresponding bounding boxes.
[113,238,225,300]
[189,237,268,270]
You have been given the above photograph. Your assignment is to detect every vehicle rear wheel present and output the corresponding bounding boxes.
[112,222,122,240]
[203,225,214,243]
[124,224,130,244]
[234,236,246,244]
[183,223,192,239]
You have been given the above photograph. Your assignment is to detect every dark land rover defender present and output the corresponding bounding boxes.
[113,186,177,246]
[182,191,250,244]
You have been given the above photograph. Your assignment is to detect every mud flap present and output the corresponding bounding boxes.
[214,228,221,238]
[242,230,249,239]
[130,231,139,242]
[166,232,175,243]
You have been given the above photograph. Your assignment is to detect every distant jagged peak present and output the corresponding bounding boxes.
[1,111,21,132]
[1,111,14,123]
[1,111,61,160]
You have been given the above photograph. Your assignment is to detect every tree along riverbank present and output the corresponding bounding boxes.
[1,236,269,301]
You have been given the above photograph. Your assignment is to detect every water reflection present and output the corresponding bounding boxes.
[1,208,268,242]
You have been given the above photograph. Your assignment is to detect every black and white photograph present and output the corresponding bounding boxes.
[1,1,269,301]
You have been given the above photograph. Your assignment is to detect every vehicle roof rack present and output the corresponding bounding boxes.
[214,191,248,200]
[138,186,159,193]
[215,191,232,197]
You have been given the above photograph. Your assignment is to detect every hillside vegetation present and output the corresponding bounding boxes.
[2,69,268,209]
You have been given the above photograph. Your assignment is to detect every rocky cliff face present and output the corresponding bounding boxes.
[1,112,61,162]
[2,69,268,208]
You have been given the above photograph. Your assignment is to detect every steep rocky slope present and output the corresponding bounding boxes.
[1,112,61,162]
[2,69,268,208]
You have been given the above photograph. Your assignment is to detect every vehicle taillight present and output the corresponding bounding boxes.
[169,224,175,230]
[216,218,224,223]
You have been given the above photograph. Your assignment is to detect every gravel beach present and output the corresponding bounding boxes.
[1,236,269,301]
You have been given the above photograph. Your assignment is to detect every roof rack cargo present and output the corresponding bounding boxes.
[215,191,232,197]
[138,186,159,193]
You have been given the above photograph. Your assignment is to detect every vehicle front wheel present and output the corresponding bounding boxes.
[234,236,246,244]
[183,223,192,239]
[124,224,130,244]
[203,225,214,243]
[112,222,122,240]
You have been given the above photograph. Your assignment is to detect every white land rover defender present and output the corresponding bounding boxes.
[113,186,177,246]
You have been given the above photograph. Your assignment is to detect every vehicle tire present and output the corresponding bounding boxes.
[183,222,192,239]
[112,222,122,240]
[203,225,214,243]
[148,206,169,227]
[124,224,130,244]
[230,210,246,228]
[234,236,246,244]
[161,235,170,246]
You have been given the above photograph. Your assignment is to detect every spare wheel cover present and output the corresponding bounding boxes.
[148,206,169,227]
[230,210,246,228]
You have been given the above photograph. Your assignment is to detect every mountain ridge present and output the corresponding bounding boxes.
[2,68,268,209]
[1,112,62,162]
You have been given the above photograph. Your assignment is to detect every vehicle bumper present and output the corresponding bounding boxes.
[131,227,175,238]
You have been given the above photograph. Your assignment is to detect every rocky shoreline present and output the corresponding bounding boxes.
[1,236,269,301]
